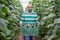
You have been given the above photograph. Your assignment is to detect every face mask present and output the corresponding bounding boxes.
[28,8,32,12]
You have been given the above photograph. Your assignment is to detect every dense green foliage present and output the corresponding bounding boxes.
[0,0,60,40]
[31,0,60,40]
[0,0,23,40]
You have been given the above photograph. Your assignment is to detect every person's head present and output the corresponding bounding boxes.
[27,4,33,13]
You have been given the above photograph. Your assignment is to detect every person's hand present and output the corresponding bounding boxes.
[18,23,22,27]
[38,22,40,27]
[38,17,40,21]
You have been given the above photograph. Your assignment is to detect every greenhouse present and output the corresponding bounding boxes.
[0,0,60,40]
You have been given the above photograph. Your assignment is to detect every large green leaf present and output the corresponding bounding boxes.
[47,13,56,18]
[54,18,60,24]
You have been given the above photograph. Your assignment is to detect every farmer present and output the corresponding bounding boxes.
[19,4,39,40]
[24,4,35,40]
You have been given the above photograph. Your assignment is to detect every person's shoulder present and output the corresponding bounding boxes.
[32,11,37,14]
[22,11,28,14]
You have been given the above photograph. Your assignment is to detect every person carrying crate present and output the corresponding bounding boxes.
[19,4,39,40]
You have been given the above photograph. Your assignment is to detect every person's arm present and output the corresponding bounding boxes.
[18,21,22,27]
[18,13,23,27]
[18,12,25,27]
[38,16,40,27]
[34,12,40,27]
[19,21,22,27]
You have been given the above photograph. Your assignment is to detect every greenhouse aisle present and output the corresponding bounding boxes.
[0,0,60,40]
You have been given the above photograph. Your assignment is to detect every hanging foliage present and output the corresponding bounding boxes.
[0,0,23,40]
[31,0,60,40]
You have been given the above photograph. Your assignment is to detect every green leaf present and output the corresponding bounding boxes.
[47,13,56,18]
[42,16,48,20]
[54,18,60,24]
[0,18,8,32]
